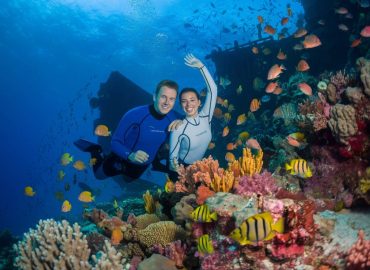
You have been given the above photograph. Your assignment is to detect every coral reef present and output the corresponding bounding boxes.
[233,171,279,197]
[328,104,358,144]
[346,230,370,270]
[357,57,370,96]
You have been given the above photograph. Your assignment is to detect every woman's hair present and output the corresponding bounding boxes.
[180,88,200,100]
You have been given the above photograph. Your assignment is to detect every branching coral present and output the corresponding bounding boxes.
[143,190,156,214]
[228,147,263,177]
[346,230,370,270]
[13,219,129,270]
[210,170,235,192]
[233,171,279,197]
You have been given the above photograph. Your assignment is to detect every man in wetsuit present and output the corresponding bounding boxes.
[74,79,180,181]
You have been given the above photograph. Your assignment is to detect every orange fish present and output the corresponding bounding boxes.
[298,83,312,96]
[264,25,276,35]
[302,34,322,49]
[350,38,361,48]
[296,60,310,72]
[287,136,301,147]
[61,200,72,212]
[272,86,283,95]
[78,191,95,203]
[225,152,236,163]
[95,124,111,137]
[222,126,230,137]
[213,107,223,119]
[252,47,259,54]
[266,82,278,93]
[276,49,287,60]
[246,138,261,150]
[111,228,123,245]
[208,142,216,150]
[294,28,307,38]
[236,113,247,125]
[281,17,289,25]
[73,160,86,171]
[250,99,261,112]
[257,15,264,24]
[226,143,236,151]
[267,64,285,80]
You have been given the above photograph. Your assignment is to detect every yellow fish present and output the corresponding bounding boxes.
[222,126,230,137]
[24,186,36,197]
[225,152,236,163]
[237,113,247,125]
[197,234,214,255]
[58,170,66,180]
[229,212,284,245]
[94,124,111,137]
[89,158,97,167]
[78,191,95,203]
[223,113,232,124]
[61,200,72,212]
[73,160,86,171]
[238,131,250,142]
[164,176,175,193]
[60,153,73,166]
[288,132,305,141]
[191,204,217,223]
[113,199,119,209]
[285,159,312,178]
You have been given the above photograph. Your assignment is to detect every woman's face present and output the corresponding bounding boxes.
[181,91,201,117]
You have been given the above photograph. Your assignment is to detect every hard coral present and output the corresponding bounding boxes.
[328,104,358,145]
[346,230,370,270]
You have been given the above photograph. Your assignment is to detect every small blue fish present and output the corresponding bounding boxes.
[261,95,271,103]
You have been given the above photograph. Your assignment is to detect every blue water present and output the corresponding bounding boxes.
[0,0,303,235]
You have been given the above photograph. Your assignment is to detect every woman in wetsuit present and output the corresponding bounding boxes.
[169,54,217,174]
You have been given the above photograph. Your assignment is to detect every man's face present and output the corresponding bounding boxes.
[153,86,177,115]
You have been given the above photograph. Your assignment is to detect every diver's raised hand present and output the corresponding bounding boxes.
[128,150,149,164]
[184,53,204,69]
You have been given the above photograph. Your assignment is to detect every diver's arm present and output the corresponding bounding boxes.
[111,109,139,160]
[169,130,182,171]
[184,54,217,122]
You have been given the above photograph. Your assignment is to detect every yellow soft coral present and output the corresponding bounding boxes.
[143,190,156,214]
[359,179,370,194]
[231,147,263,177]
[211,170,235,192]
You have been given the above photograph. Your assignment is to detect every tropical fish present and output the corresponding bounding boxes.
[208,142,216,150]
[229,212,284,245]
[253,77,265,90]
[287,4,292,17]
[261,95,271,103]
[257,15,264,24]
[296,60,310,72]
[246,138,261,150]
[335,7,348,14]
[58,170,66,180]
[228,104,235,113]
[197,234,214,255]
[293,44,304,51]
[302,34,322,49]
[287,135,302,147]
[64,183,71,191]
[317,19,325,26]
[113,199,119,209]
[250,99,261,112]
[60,153,73,166]
[237,113,247,125]
[225,152,236,163]
[222,126,230,137]
[350,38,362,48]
[164,176,175,193]
[78,191,95,203]
[276,49,287,60]
[238,131,249,142]
[298,83,313,95]
[89,158,97,167]
[252,46,259,54]
[267,64,285,80]
[191,204,217,222]
[236,85,243,95]
[73,160,86,171]
[24,186,36,197]
[226,143,236,151]
[95,124,111,137]
[61,200,72,212]
[264,25,276,35]
[262,47,271,55]
[220,77,231,89]
[111,228,123,245]
[281,17,289,25]
[223,112,232,124]
[293,28,307,38]
[338,24,349,31]
[360,26,370,37]
[265,82,278,93]
[272,86,283,95]
[213,107,223,119]
[285,159,312,178]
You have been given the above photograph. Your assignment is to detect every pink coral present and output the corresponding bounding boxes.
[233,171,279,197]
[164,240,187,269]
[263,198,284,223]
[346,230,370,270]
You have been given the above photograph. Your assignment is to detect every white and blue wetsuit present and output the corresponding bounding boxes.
[169,65,217,169]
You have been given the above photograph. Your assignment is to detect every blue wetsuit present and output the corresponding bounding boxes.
[95,104,176,180]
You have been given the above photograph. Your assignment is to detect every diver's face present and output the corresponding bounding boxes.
[153,86,177,115]
[181,92,200,117]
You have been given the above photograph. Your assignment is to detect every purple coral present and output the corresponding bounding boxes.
[233,171,279,197]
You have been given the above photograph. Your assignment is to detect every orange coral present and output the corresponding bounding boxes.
[143,190,156,214]
[196,185,215,205]
[229,147,263,177]
[210,170,235,192]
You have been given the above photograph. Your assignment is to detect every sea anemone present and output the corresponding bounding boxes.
[317,81,328,91]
